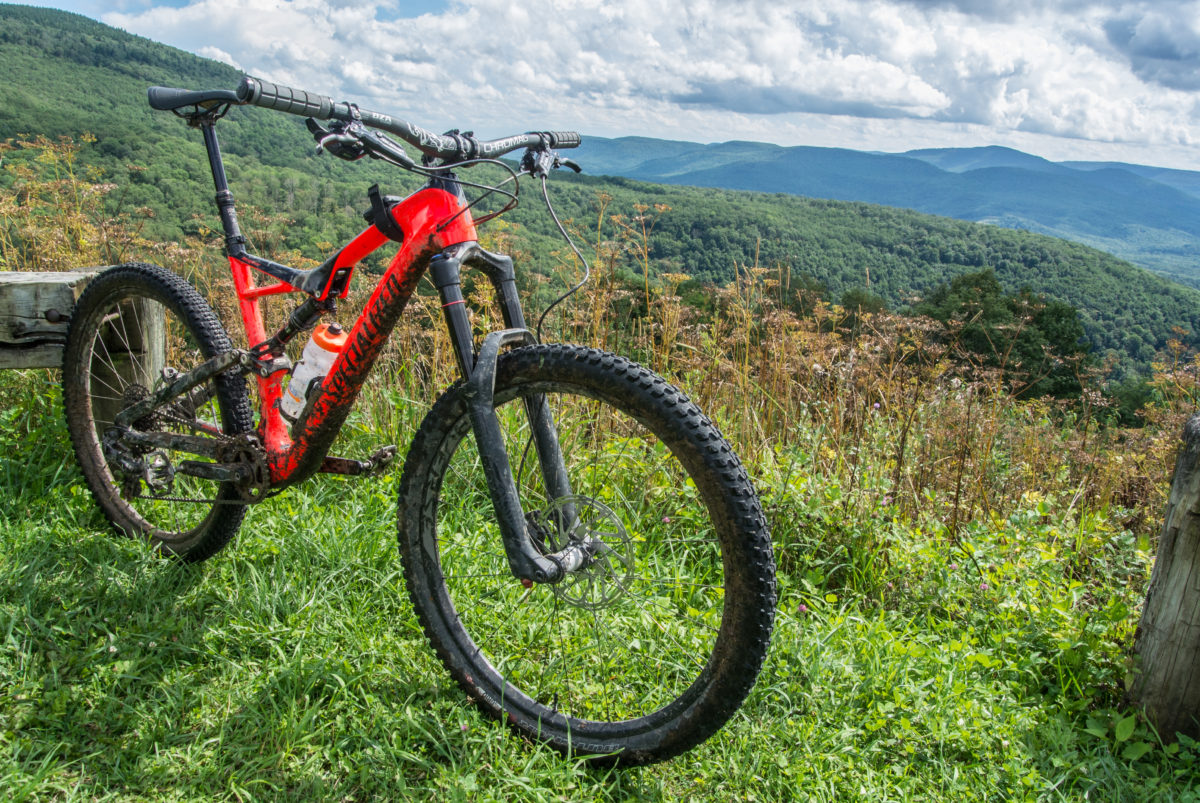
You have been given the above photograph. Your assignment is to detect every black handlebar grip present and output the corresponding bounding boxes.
[236,77,334,119]
[547,131,581,149]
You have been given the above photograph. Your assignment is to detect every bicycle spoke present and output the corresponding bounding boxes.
[428,381,727,726]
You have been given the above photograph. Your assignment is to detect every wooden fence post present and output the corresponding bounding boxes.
[1130,412,1200,740]
[0,272,164,423]
[0,270,97,368]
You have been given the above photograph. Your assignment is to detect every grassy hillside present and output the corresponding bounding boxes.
[2,3,1199,373]
[2,364,1196,799]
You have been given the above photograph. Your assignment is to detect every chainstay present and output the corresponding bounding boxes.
[121,405,271,505]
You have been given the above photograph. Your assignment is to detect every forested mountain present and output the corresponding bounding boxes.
[1,3,1199,373]
[1059,161,1200,199]
[902,146,1064,174]
[575,138,1200,286]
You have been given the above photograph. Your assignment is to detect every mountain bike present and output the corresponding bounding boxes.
[61,77,776,764]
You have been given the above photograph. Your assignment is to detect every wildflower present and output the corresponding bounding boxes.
[980,582,989,591]
[798,604,809,614]
[949,563,959,570]
[662,516,672,524]
[460,723,469,733]
[108,645,117,654]
[886,582,894,590]
[872,402,880,410]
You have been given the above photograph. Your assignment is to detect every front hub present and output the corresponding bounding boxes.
[527,495,635,610]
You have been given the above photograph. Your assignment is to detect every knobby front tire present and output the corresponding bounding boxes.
[62,263,253,562]
[397,344,776,765]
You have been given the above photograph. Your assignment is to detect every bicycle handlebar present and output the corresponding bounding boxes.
[237,77,335,119]
[233,76,580,161]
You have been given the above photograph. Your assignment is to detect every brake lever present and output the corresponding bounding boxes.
[315,131,361,154]
[306,117,331,151]
[522,149,584,178]
[359,129,417,169]
[306,117,367,160]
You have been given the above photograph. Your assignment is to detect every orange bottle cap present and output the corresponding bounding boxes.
[313,322,349,351]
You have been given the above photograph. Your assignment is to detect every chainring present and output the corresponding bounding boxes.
[216,435,270,502]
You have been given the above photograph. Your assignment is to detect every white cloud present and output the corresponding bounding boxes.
[95,0,1200,168]
[1103,2,1200,90]
[195,45,240,69]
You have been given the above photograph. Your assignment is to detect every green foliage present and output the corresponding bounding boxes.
[916,270,1091,397]
[840,286,888,315]
[838,287,888,331]
[1111,377,1157,426]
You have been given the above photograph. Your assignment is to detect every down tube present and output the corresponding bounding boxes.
[266,250,431,485]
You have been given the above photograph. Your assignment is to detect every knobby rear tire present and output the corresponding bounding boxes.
[397,344,776,765]
[62,263,253,562]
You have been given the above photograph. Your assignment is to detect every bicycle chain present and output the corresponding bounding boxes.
[121,401,272,505]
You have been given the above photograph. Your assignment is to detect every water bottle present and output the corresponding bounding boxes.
[280,322,348,422]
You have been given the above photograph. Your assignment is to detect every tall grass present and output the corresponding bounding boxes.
[2,138,1199,799]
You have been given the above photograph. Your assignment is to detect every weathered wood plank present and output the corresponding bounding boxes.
[1131,413,1200,740]
[0,342,67,370]
[0,270,99,368]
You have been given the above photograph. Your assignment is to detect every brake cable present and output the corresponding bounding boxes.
[534,174,591,342]
[360,130,523,228]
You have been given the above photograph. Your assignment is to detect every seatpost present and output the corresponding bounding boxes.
[199,120,247,258]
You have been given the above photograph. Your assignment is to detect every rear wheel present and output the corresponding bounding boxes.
[398,344,776,764]
[62,263,253,561]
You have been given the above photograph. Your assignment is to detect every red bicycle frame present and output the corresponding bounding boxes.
[191,118,574,584]
[229,185,476,485]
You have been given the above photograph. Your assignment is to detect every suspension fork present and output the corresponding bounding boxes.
[430,244,577,583]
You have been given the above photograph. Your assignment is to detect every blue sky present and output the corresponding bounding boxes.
[16,0,1200,169]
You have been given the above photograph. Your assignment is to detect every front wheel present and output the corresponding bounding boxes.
[397,344,776,765]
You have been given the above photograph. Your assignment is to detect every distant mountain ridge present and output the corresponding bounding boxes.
[902,146,1067,175]
[575,139,1200,285]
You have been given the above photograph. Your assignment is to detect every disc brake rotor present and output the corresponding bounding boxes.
[531,495,635,610]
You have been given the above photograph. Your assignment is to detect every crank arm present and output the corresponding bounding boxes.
[318,445,397,476]
[113,349,245,429]
[176,460,251,483]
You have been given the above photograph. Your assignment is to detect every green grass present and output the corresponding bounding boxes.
[1,372,1199,801]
